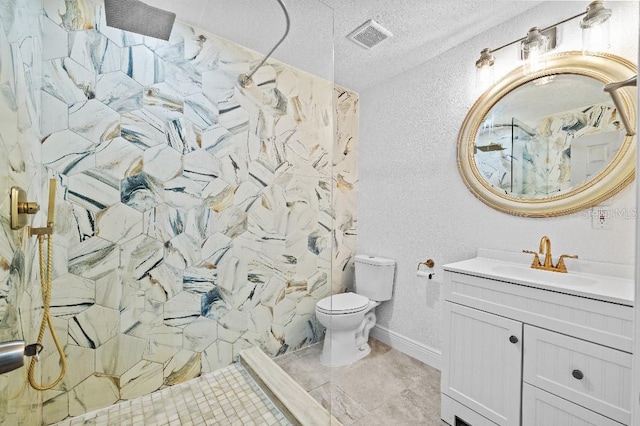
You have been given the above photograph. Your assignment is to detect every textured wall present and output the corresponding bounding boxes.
[0,0,360,423]
[0,0,43,424]
[357,1,638,355]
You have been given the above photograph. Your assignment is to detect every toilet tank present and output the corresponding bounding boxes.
[354,255,395,301]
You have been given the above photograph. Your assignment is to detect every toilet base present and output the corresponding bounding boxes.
[320,328,363,367]
[319,310,376,367]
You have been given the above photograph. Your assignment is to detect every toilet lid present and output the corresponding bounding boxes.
[316,293,370,314]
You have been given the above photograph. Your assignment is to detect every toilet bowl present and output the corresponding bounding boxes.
[315,255,395,367]
[315,293,379,366]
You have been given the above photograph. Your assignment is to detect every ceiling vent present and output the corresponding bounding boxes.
[347,19,393,49]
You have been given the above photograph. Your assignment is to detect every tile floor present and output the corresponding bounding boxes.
[54,364,291,426]
[274,339,446,425]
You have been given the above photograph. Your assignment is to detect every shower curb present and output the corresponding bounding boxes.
[240,347,343,426]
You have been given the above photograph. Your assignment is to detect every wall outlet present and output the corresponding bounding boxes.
[591,207,613,230]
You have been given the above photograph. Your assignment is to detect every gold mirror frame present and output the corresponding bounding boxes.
[458,51,637,217]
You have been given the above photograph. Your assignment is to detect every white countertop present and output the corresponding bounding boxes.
[443,249,634,306]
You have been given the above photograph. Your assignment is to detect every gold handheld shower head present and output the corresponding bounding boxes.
[47,179,56,227]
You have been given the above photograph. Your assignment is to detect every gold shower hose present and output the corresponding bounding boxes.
[27,217,67,390]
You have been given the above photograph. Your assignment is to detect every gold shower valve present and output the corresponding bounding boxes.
[10,187,40,230]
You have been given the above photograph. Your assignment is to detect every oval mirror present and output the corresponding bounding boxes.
[458,51,637,217]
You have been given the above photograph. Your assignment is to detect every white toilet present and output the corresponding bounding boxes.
[315,255,395,367]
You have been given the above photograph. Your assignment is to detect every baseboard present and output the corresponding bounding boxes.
[370,325,441,371]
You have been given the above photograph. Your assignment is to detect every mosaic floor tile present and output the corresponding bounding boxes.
[56,364,290,426]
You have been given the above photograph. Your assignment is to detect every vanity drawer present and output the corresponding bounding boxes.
[522,383,623,426]
[523,325,631,424]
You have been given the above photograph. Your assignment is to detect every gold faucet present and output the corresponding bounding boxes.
[522,236,578,273]
[539,236,553,268]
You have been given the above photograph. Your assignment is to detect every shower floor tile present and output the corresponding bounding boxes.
[54,364,291,426]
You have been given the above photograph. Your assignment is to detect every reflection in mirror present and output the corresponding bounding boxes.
[474,74,624,198]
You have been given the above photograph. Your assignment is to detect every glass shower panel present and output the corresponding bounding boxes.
[0,0,345,423]
[0,0,44,423]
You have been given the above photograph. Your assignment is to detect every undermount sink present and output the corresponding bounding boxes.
[490,264,597,286]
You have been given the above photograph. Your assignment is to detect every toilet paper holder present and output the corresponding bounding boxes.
[417,259,435,279]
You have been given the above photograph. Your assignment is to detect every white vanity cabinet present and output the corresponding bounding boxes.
[441,253,634,426]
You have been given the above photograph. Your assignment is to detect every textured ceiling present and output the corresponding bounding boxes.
[141,0,545,92]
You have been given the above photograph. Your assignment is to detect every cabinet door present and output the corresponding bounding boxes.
[442,302,522,426]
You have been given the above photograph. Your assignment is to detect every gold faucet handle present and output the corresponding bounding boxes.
[555,254,578,273]
[523,249,541,267]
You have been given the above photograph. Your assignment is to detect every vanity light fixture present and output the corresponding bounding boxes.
[520,27,550,75]
[580,0,612,53]
[475,48,495,91]
[472,1,614,85]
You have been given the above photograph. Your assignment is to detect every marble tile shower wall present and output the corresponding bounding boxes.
[0,0,44,424]
[33,0,358,423]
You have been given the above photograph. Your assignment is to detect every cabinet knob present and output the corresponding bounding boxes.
[509,335,518,344]
[572,369,584,380]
